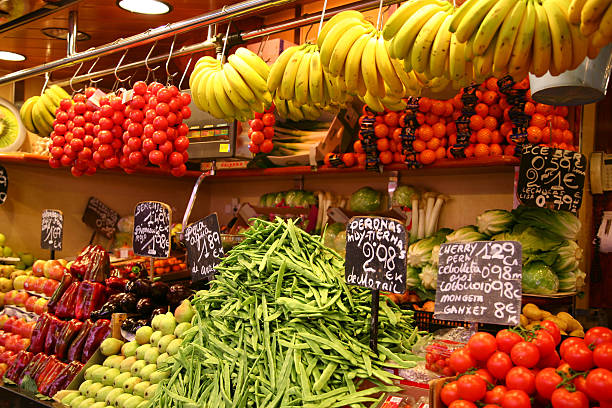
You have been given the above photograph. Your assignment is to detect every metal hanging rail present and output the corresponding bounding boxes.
[0,0,298,86]
[50,0,400,87]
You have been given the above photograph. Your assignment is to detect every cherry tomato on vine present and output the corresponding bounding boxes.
[441,381,460,406]
[501,389,531,408]
[468,332,498,361]
[511,341,540,368]
[449,348,477,374]
[506,366,536,395]
[585,327,612,348]
[487,351,513,380]
[551,388,589,408]
[485,385,508,405]
[540,320,561,345]
[535,367,563,399]
[458,374,488,402]
[594,343,612,370]
[585,368,612,402]
[497,330,523,354]
[564,343,594,372]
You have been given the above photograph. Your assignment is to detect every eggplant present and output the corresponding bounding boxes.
[150,281,169,302]
[151,306,168,319]
[133,279,152,297]
[133,319,149,331]
[125,280,137,294]
[136,298,154,315]
[121,317,138,333]
[91,304,115,320]
[120,293,138,313]
[107,293,124,304]
[166,284,194,306]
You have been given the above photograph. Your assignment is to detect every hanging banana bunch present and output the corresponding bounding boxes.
[568,0,612,58]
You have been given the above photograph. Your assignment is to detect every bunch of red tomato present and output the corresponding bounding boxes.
[248,105,275,155]
[440,325,612,408]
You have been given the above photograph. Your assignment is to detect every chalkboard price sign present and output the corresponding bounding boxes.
[41,210,63,251]
[517,144,586,213]
[82,196,120,239]
[435,241,522,326]
[0,165,6,205]
[345,216,407,294]
[133,201,171,258]
[184,213,224,283]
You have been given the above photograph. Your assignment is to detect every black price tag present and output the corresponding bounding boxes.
[82,196,120,239]
[133,201,171,258]
[435,241,522,326]
[517,144,586,213]
[0,165,7,205]
[345,216,407,294]
[41,210,63,251]
[184,213,224,283]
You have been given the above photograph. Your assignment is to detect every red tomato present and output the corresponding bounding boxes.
[485,385,508,405]
[564,343,594,371]
[497,330,524,354]
[538,351,561,369]
[551,388,589,408]
[487,351,513,380]
[449,348,478,374]
[535,367,563,399]
[561,338,585,358]
[261,113,275,127]
[484,405,502,408]
[586,368,612,402]
[441,381,460,406]
[250,118,264,131]
[594,343,612,370]
[501,389,532,408]
[449,400,478,408]
[506,366,536,395]
[533,330,556,357]
[540,320,562,345]
[573,375,590,400]
[468,332,498,361]
[511,341,540,368]
[457,374,488,402]
[585,327,612,348]
[475,368,495,385]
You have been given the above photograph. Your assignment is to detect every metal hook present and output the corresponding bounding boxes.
[87,57,103,87]
[165,34,179,84]
[178,55,193,91]
[145,41,161,83]
[40,72,50,96]
[114,49,132,83]
[69,61,84,95]
[219,20,232,61]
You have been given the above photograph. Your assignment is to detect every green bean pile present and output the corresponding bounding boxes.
[153,218,424,408]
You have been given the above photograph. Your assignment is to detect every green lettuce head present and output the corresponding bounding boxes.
[477,209,514,236]
[419,263,438,290]
[522,261,559,294]
[349,187,382,213]
[406,266,420,288]
[512,206,581,240]
[392,185,419,208]
[446,226,487,243]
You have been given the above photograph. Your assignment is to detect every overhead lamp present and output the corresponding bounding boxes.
[0,51,25,61]
[41,28,91,41]
[117,0,172,14]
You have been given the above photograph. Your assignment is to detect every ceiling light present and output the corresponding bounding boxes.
[117,0,171,14]
[0,51,25,61]
[41,28,91,41]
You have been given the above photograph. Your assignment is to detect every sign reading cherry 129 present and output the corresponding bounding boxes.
[133,201,172,258]
[435,241,522,326]
[344,216,407,294]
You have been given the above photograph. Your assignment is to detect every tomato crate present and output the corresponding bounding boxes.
[413,310,507,334]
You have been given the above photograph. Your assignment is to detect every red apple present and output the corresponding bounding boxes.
[32,260,45,277]
[42,279,59,297]
[0,350,15,364]
[43,260,61,279]
[6,334,20,351]
[0,315,9,329]
[32,277,45,294]
[12,291,29,307]
[24,296,37,312]
[4,290,17,305]
[57,259,67,267]
[48,262,66,281]
[33,298,48,315]
[2,317,16,333]
[10,318,23,336]
[22,322,34,339]
[23,276,34,291]
[15,338,29,351]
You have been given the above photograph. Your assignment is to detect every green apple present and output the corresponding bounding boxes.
[113,372,132,389]
[149,370,170,384]
[143,384,158,400]
[122,395,144,408]
[89,402,107,408]
[0,233,6,246]
[174,299,194,323]
[157,334,175,354]
[136,401,151,408]
[85,364,103,380]
[149,331,163,348]
[132,381,150,398]
[105,388,124,406]
[100,338,125,356]
[95,385,114,403]
[139,364,157,381]
[122,376,141,393]
[135,326,153,345]
[156,352,169,366]
[158,313,176,335]
[130,360,147,377]
[143,347,159,364]
[135,344,153,360]
[77,397,96,408]
[102,367,121,386]
[79,380,93,395]
[70,396,86,408]
[86,382,105,398]
[114,393,132,408]
[174,322,192,338]
[120,356,138,372]
[166,338,183,356]
[61,391,80,406]
[3,246,12,257]
[92,366,109,383]
[103,355,125,369]
[122,341,139,357]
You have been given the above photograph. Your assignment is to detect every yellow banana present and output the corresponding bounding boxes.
[391,4,443,59]
[20,97,38,134]
[557,0,591,68]
[220,67,250,112]
[286,99,305,121]
[429,13,454,78]
[472,0,518,56]
[362,35,383,98]
[227,54,268,95]
[38,94,57,117]
[328,24,372,76]
[449,33,467,81]
[375,34,404,96]
[205,70,227,119]
[474,32,498,81]
[344,33,372,94]
[267,45,302,93]
[411,10,449,73]
[455,0,499,43]
[49,85,70,101]
[531,0,553,77]
[211,71,236,118]
[196,68,216,115]
[509,0,536,77]
[308,50,324,104]
[317,10,365,48]
[320,18,371,69]
[363,91,385,112]
[449,0,476,33]
[32,99,53,136]
[278,46,307,100]
[223,63,257,106]
[383,0,447,39]
[191,56,218,89]
[582,0,612,23]
[543,0,573,73]
[569,0,588,23]
[294,50,312,106]
[600,2,612,36]
[493,0,528,74]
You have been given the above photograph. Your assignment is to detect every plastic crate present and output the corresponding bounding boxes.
[413,310,508,334]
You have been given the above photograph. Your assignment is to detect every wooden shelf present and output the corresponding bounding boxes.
[0,152,520,180]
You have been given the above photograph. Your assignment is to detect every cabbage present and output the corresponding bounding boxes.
[512,206,581,240]
[558,269,586,292]
[432,245,440,265]
[349,187,382,213]
[392,185,419,208]
[272,192,285,206]
[492,225,563,264]
[477,209,514,236]
[259,193,271,207]
[419,263,438,290]
[552,240,582,274]
[285,190,301,207]
[323,223,345,248]
[522,261,559,294]
[446,226,487,243]
[408,233,447,267]
[406,266,420,288]
[303,191,316,206]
